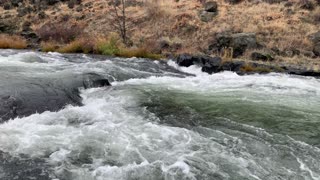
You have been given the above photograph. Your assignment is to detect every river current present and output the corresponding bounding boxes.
[0,50,319,180]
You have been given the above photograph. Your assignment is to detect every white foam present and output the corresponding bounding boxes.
[1,52,320,179]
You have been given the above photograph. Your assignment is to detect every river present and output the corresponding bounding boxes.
[0,50,319,180]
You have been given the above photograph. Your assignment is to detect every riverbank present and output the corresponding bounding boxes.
[1,0,320,69]
[2,47,320,80]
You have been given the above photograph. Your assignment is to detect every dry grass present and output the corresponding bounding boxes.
[2,0,319,64]
[38,35,163,59]
[117,48,163,59]
[40,41,59,52]
[240,64,272,73]
[0,34,27,49]
[57,37,95,53]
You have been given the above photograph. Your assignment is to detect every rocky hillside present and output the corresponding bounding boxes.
[0,0,320,69]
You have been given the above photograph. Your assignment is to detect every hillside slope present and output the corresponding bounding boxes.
[0,0,320,68]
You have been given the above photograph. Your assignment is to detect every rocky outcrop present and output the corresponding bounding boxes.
[199,1,218,22]
[174,54,320,77]
[209,32,259,57]
[175,54,246,74]
[0,21,17,33]
[314,44,320,56]
[308,31,320,57]
[204,1,218,12]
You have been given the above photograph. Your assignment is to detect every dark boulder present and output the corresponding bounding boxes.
[308,31,320,44]
[271,47,281,55]
[225,0,242,4]
[209,32,258,57]
[285,66,320,77]
[47,0,60,5]
[220,61,245,72]
[175,54,246,74]
[199,11,217,22]
[0,21,17,33]
[251,52,274,61]
[281,48,300,57]
[11,0,23,7]
[38,11,47,19]
[204,1,218,12]
[17,6,33,17]
[201,57,222,74]
[313,43,320,56]
[231,33,258,57]
[175,54,208,67]
[308,31,320,56]
[300,0,315,10]
[3,3,12,10]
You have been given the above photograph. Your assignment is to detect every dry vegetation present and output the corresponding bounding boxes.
[0,0,319,65]
[0,34,27,49]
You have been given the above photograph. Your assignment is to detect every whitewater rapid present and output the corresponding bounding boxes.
[0,50,320,180]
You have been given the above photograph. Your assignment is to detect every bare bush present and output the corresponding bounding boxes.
[36,22,84,43]
[108,0,131,46]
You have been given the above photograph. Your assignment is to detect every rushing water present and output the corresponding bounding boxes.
[0,50,320,180]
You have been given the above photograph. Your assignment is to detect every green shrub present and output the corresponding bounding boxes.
[96,37,120,55]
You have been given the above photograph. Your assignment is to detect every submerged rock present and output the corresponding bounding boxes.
[0,73,111,122]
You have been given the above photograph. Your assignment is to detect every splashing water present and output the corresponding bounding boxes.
[0,50,320,180]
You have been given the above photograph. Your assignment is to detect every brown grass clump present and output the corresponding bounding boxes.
[117,48,163,59]
[0,34,27,49]
[40,41,59,52]
[57,37,96,53]
[240,64,271,73]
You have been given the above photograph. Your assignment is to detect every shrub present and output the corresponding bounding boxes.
[0,34,27,49]
[144,1,166,20]
[240,64,271,73]
[220,47,234,62]
[40,41,59,52]
[313,13,320,24]
[117,48,163,59]
[58,37,95,53]
[299,0,315,10]
[36,22,84,43]
[96,37,120,55]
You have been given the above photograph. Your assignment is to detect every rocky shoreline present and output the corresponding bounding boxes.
[173,54,320,78]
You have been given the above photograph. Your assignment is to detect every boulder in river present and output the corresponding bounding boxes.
[0,73,111,122]
[174,54,320,77]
